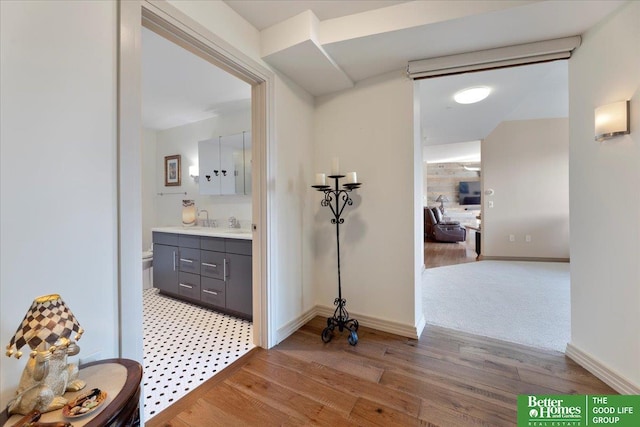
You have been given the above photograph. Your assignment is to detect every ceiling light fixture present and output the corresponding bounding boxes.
[454,86,491,104]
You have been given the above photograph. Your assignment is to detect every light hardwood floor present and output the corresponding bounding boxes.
[147,316,614,426]
[424,237,477,269]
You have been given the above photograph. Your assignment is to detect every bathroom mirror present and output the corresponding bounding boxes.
[198,131,251,195]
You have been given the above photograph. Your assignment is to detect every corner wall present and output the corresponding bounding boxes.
[568,1,640,390]
[482,118,569,259]
[314,70,418,332]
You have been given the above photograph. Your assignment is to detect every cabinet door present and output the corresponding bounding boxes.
[225,253,252,317]
[219,133,243,195]
[198,138,221,195]
[153,244,178,294]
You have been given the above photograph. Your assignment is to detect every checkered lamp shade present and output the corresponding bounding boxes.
[6,294,83,358]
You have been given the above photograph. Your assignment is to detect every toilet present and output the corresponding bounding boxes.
[142,250,153,289]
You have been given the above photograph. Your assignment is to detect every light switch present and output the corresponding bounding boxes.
[488,201,494,208]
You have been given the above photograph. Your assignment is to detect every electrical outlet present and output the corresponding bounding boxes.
[509,234,515,242]
[525,234,532,242]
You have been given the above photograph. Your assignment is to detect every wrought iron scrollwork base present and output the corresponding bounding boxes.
[321,298,359,345]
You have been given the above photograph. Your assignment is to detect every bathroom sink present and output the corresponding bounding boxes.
[156,226,251,239]
[223,229,250,234]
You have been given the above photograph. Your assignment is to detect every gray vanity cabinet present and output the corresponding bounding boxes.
[152,231,252,319]
[225,253,252,316]
[153,240,178,294]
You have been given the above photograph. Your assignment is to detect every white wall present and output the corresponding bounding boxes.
[273,73,316,335]
[314,70,418,330]
[0,0,119,407]
[569,1,640,389]
[482,118,570,259]
[142,128,157,251]
[150,109,252,231]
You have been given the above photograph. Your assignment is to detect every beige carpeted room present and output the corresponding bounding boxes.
[420,61,571,353]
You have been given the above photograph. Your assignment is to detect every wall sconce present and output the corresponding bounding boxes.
[595,100,630,142]
[189,165,199,183]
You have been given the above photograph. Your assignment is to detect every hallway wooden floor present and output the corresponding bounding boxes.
[424,237,477,269]
[147,316,615,427]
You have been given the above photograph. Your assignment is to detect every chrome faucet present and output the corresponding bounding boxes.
[228,216,239,229]
[198,209,209,227]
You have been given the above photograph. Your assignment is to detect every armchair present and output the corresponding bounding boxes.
[424,207,466,243]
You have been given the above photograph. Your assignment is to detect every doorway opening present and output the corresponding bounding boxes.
[140,24,256,419]
[118,2,274,423]
[417,61,571,352]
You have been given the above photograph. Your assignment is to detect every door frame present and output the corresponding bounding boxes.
[117,0,275,366]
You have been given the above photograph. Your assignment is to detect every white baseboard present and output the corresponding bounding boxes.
[565,343,640,394]
[415,313,426,338]
[315,305,420,339]
[275,306,318,344]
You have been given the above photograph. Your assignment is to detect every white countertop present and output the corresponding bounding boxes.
[152,226,252,240]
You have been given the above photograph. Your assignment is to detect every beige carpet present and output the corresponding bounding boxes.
[422,260,570,352]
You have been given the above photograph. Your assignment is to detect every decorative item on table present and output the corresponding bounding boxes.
[62,388,107,418]
[5,294,87,415]
[182,200,196,226]
[164,154,181,186]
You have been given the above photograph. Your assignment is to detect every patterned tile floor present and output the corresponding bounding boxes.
[143,288,254,421]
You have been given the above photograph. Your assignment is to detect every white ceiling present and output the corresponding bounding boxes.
[142,1,624,148]
[420,60,568,146]
[224,0,410,31]
[141,27,251,130]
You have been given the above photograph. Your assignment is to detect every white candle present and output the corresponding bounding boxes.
[346,172,357,184]
[331,157,340,175]
[315,173,326,185]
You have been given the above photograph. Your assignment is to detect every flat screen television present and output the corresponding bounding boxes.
[459,181,481,205]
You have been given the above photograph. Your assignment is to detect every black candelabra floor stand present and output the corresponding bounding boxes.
[311,175,362,346]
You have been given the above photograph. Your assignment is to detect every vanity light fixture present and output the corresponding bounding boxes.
[454,86,491,104]
[189,165,199,183]
[595,100,630,142]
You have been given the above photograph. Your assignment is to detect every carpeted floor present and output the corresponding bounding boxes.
[422,260,570,352]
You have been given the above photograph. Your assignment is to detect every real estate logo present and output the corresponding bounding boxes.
[522,395,583,425]
[517,395,640,427]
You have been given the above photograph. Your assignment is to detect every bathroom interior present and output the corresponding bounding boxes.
[140,26,255,419]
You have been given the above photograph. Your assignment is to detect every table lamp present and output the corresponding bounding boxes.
[436,194,449,214]
[5,294,87,415]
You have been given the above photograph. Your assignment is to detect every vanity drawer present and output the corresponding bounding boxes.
[153,232,178,246]
[200,250,225,280]
[178,247,200,274]
[178,272,200,300]
[225,239,252,256]
[201,236,225,252]
[201,277,225,307]
[179,234,201,249]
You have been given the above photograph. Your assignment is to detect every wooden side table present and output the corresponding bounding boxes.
[2,358,142,427]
